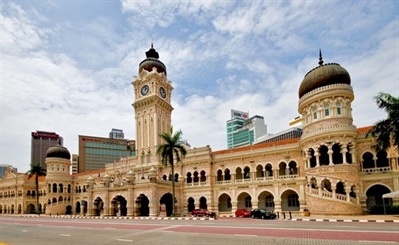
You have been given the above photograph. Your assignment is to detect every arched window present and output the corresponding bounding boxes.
[319,145,329,165]
[200,171,206,182]
[324,104,330,117]
[312,107,317,119]
[216,170,223,181]
[224,169,231,181]
[52,183,57,193]
[376,150,389,168]
[193,171,199,183]
[332,144,343,164]
[186,172,192,184]
[362,152,375,169]
[336,102,342,115]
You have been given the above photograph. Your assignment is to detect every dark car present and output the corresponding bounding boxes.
[235,208,251,217]
[191,208,215,217]
[250,208,276,219]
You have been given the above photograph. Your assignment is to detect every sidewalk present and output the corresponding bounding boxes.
[4,214,399,222]
[281,213,399,223]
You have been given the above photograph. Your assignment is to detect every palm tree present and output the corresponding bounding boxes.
[26,162,47,214]
[156,128,187,216]
[367,92,399,153]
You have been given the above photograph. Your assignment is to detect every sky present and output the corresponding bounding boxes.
[1,0,398,173]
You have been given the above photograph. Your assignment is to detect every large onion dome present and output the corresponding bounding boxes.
[298,50,351,99]
[139,44,167,75]
[46,144,71,160]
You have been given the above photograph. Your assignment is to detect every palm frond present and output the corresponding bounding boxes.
[369,93,399,153]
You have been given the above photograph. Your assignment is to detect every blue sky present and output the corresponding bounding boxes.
[1,0,398,173]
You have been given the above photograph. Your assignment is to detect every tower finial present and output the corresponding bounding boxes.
[151,42,153,48]
[318,49,324,66]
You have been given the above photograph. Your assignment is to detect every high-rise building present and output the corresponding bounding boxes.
[226,110,267,149]
[109,128,125,139]
[31,130,63,170]
[71,154,78,174]
[77,135,135,173]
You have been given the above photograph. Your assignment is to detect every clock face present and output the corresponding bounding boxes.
[159,87,167,98]
[140,85,149,96]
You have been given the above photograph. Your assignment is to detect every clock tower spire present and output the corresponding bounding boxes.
[132,45,173,165]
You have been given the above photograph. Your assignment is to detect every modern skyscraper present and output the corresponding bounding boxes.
[109,128,125,139]
[77,134,135,173]
[31,130,63,170]
[226,110,267,149]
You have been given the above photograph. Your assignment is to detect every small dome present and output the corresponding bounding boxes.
[139,44,167,75]
[46,144,71,160]
[298,51,351,99]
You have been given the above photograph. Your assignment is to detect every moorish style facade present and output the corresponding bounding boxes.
[1,46,398,217]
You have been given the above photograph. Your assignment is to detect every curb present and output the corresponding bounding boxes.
[288,218,399,223]
[4,215,215,221]
[3,215,398,222]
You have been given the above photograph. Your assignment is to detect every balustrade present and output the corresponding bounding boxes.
[321,190,332,198]
[362,166,391,173]
[278,174,299,179]
[310,188,318,195]
[335,193,346,201]
[256,177,273,181]
[216,180,231,185]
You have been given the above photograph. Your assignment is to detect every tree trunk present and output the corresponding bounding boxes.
[35,175,39,214]
[171,161,175,216]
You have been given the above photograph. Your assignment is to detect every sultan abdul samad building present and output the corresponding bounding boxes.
[0,46,398,217]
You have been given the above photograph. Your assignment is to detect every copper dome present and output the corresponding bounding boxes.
[46,144,71,160]
[298,52,351,99]
[139,44,167,75]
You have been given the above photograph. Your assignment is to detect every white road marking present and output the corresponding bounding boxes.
[116,238,132,242]
[60,234,71,236]
[358,241,396,244]
[233,234,257,237]
[22,230,29,232]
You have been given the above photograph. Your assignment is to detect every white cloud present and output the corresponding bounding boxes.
[1,1,398,173]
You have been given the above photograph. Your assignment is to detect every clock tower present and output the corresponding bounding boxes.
[132,45,173,164]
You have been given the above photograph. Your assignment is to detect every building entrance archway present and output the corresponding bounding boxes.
[187,197,195,212]
[366,184,392,209]
[75,201,81,214]
[160,193,174,216]
[199,196,207,209]
[26,203,35,214]
[135,194,149,216]
[93,197,104,216]
[111,195,127,216]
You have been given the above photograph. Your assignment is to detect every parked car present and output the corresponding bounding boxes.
[250,208,277,219]
[191,208,215,217]
[235,208,251,217]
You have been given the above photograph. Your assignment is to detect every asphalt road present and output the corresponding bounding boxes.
[0,216,398,245]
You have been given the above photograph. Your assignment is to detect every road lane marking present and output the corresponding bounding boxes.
[233,234,257,237]
[359,241,396,244]
[60,234,71,236]
[21,230,28,232]
[116,239,132,242]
